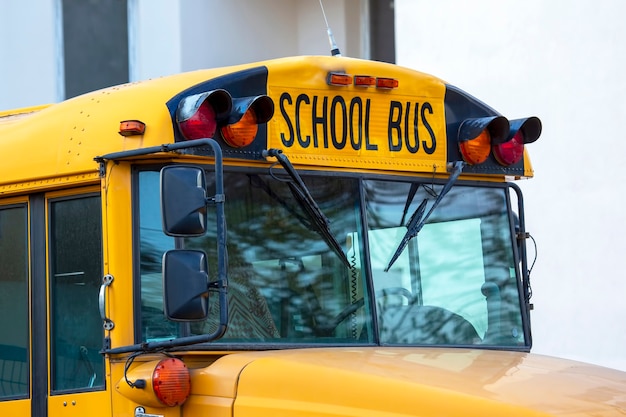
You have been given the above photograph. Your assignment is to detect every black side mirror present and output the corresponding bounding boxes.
[163,250,209,320]
[161,165,207,236]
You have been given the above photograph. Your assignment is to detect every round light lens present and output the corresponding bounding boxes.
[152,358,191,407]
[178,102,217,140]
[459,130,491,165]
[221,109,258,148]
[493,131,525,166]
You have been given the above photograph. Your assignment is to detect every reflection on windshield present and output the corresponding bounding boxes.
[139,170,370,344]
[138,169,526,348]
[364,180,525,346]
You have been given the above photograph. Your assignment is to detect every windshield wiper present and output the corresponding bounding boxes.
[385,161,465,272]
[263,149,351,268]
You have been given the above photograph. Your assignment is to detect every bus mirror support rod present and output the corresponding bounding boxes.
[96,138,229,354]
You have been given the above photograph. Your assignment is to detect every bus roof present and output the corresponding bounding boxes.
[0,55,536,193]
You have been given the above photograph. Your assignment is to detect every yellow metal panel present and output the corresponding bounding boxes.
[47,391,111,417]
[184,395,234,417]
[100,161,135,349]
[229,348,626,417]
[523,148,535,178]
[0,398,30,415]
[0,173,100,197]
[266,56,448,173]
[0,104,50,123]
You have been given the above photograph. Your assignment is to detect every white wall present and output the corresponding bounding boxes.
[0,0,59,110]
[176,0,361,71]
[130,0,183,81]
[0,0,364,110]
[396,0,626,371]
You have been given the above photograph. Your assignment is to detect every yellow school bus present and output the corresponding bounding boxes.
[1,55,624,417]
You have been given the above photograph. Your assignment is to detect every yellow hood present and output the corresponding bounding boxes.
[190,347,626,417]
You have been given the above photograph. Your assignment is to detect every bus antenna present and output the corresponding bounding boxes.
[319,0,342,56]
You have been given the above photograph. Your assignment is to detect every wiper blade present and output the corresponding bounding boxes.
[385,161,465,272]
[263,149,351,268]
[400,182,419,226]
[249,174,312,229]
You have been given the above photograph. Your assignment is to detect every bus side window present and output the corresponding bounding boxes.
[0,204,29,399]
[49,195,105,392]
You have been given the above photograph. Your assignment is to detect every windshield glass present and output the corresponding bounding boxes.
[137,168,526,348]
[364,180,525,346]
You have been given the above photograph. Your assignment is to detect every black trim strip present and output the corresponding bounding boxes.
[30,194,47,417]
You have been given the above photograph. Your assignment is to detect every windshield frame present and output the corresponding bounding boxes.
[131,163,531,352]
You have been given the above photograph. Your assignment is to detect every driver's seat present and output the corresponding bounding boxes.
[379,304,480,345]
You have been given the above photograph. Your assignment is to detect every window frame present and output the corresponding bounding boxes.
[131,163,530,351]
[0,199,30,401]
[46,189,105,394]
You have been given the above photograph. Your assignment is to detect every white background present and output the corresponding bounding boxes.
[396,0,626,371]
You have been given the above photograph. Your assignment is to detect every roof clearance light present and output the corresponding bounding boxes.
[152,358,191,407]
[354,75,376,87]
[459,129,492,165]
[176,89,232,141]
[493,131,525,166]
[376,77,399,89]
[327,72,352,86]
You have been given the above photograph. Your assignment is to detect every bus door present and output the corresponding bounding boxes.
[0,198,30,416]
[45,190,111,416]
[0,189,111,416]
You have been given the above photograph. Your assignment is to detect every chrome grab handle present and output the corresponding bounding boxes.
[99,274,115,331]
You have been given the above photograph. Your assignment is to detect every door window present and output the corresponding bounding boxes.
[0,204,29,399]
[48,195,104,392]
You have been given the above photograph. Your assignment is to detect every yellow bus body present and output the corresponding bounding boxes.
[1,55,620,417]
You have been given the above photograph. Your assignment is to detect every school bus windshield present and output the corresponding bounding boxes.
[138,166,526,348]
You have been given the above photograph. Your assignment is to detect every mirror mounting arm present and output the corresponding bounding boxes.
[102,138,229,355]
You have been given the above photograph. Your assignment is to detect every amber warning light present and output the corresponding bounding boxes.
[152,358,191,407]
[458,116,541,166]
[116,357,191,408]
[175,89,274,148]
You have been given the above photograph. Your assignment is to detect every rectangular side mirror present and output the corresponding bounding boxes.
[163,249,209,321]
[160,165,207,236]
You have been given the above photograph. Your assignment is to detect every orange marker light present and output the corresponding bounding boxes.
[459,130,491,165]
[119,120,146,136]
[354,75,376,87]
[221,109,258,148]
[327,72,352,86]
[376,77,399,89]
